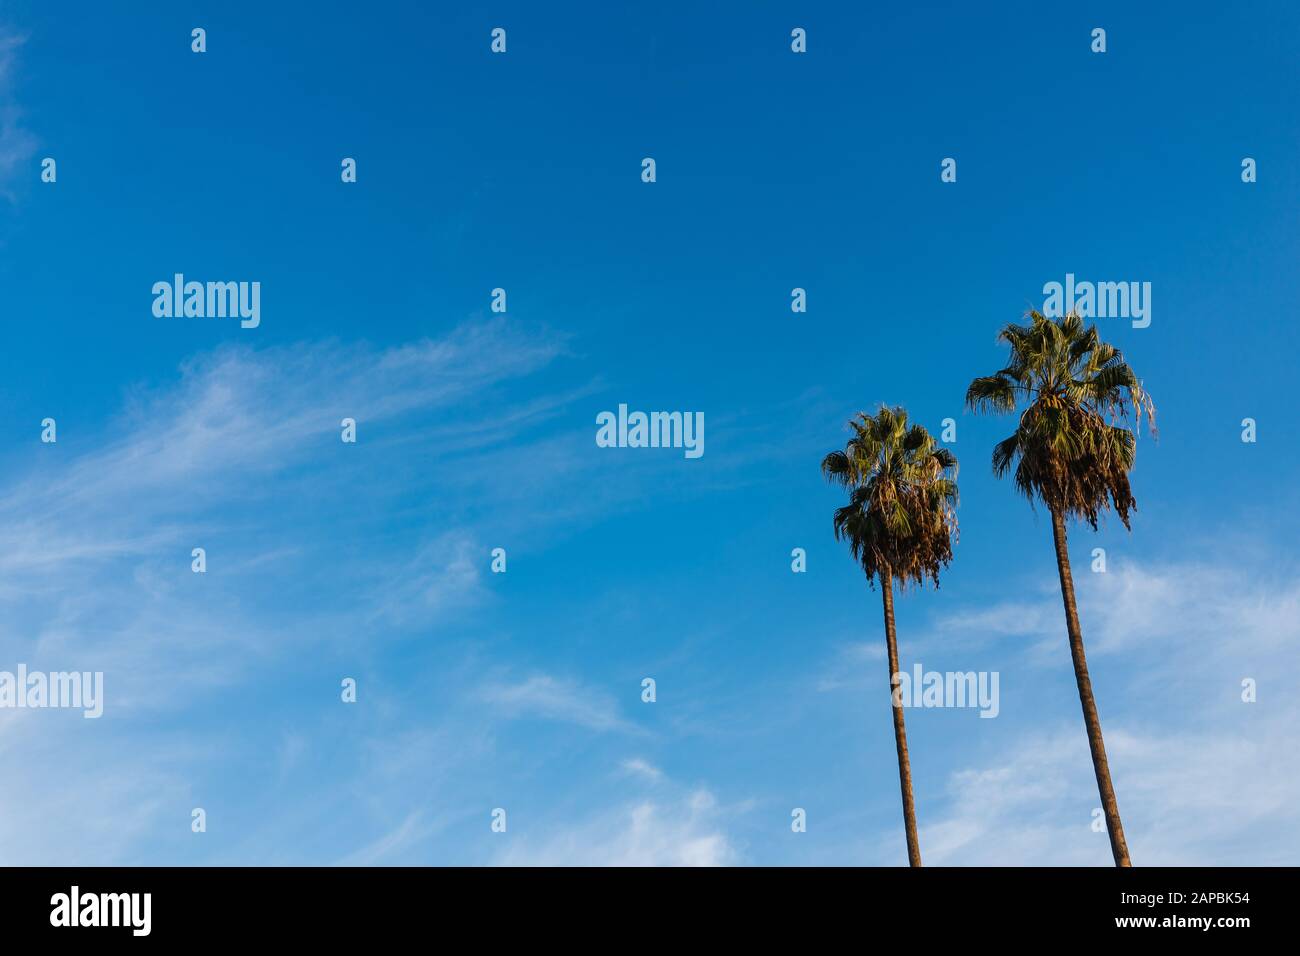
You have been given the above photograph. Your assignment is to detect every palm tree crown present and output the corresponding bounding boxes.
[965,311,1155,529]
[821,405,958,588]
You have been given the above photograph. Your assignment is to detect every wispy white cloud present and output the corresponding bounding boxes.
[897,553,1300,673]
[12,320,564,525]
[333,811,447,867]
[480,674,633,733]
[0,29,36,199]
[0,712,195,865]
[915,709,1300,866]
[816,639,886,692]
[619,757,664,782]
[362,530,487,627]
[495,786,738,866]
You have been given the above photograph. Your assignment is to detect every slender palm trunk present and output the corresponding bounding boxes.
[1049,508,1132,867]
[880,569,922,867]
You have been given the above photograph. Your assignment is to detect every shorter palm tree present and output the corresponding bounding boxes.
[821,405,958,867]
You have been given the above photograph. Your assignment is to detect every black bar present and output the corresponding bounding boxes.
[0,866,1283,942]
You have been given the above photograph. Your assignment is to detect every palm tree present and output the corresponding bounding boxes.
[966,310,1155,868]
[821,405,958,867]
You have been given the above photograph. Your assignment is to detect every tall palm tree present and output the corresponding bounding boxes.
[821,405,958,867]
[966,311,1155,868]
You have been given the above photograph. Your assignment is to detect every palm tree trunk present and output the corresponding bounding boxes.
[1048,507,1132,867]
[881,568,922,867]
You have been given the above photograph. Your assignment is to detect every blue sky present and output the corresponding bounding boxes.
[1,1,1298,865]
